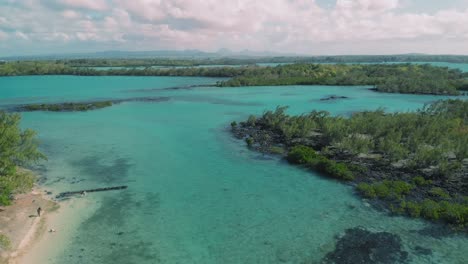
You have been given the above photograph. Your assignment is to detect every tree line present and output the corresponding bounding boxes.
[1,61,467,95]
[218,63,468,95]
[0,112,45,205]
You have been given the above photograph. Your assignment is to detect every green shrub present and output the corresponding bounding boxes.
[246,115,257,126]
[390,200,406,214]
[0,170,35,206]
[0,234,11,250]
[356,180,413,200]
[230,121,237,128]
[374,183,391,198]
[287,145,354,180]
[395,199,467,226]
[0,181,13,206]
[0,191,12,206]
[412,176,432,186]
[389,180,413,197]
[286,145,318,165]
[421,199,442,220]
[357,183,376,198]
[429,187,451,199]
[397,199,468,226]
[405,201,422,217]
[439,201,468,225]
[322,161,354,181]
[245,137,254,147]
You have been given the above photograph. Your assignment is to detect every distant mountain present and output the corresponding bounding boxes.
[1,49,299,61]
[2,51,468,64]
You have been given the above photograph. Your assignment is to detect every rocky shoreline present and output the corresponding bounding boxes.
[231,112,468,232]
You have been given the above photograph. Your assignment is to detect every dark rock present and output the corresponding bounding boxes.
[320,95,349,101]
[323,227,408,264]
[413,246,432,256]
[414,225,458,238]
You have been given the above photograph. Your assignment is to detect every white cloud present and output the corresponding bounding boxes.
[61,10,81,19]
[0,0,468,55]
[15,31,29,40]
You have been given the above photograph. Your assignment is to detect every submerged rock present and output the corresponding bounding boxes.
[413,246,432,256]
[320,95,349,101]
[14,96,170,112]
[323,227,408,264]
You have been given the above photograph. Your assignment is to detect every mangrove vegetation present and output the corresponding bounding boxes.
[0,112,45,205]
[231,99,468,229]
[1,61,467,95]
[14,97,170,112]
[218,63,468,95]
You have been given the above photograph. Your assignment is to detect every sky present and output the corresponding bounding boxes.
[1,0,468,56]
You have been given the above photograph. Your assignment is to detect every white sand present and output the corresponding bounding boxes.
[12,196,98,264]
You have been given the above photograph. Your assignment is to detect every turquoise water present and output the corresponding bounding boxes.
[1,76,467,263]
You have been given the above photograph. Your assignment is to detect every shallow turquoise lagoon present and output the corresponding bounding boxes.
[1,76,467,263]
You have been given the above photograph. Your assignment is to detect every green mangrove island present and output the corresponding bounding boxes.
[231,99,468,230]
[217,63,468,95]
[14,97,170,112]
[1,61,467,95]
[20,101,113,112]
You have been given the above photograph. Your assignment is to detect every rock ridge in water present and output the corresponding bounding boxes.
[323,227,408,264]
[319,95,349,101]
[13,96,170,112]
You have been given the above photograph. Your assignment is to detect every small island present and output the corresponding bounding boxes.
[218,63,468,95]
[14,97,170,112]
[231,99,468,230]
[20,101,113,112]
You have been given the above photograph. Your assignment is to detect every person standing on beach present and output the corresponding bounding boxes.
[37,207,42,217]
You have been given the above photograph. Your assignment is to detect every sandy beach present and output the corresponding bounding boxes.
[0,187,57,263]
[0,186,96,264]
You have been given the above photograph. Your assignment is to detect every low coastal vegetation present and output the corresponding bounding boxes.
[21,101,113,112]
[0,234,10,250]
[231,99,468,229]
[0,60,245,77]
[218,63,468,95]
[1,61,467,95]
[286,146,354,181]
[6,54,468,67]
[14,97,170,112]
[61,58,257,67]
[0,112,45,206]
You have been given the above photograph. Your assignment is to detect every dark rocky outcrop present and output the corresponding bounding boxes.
[320,95,349,101]
[13,97,170,112]
[230,105,468,230]
[323,227,408,264]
